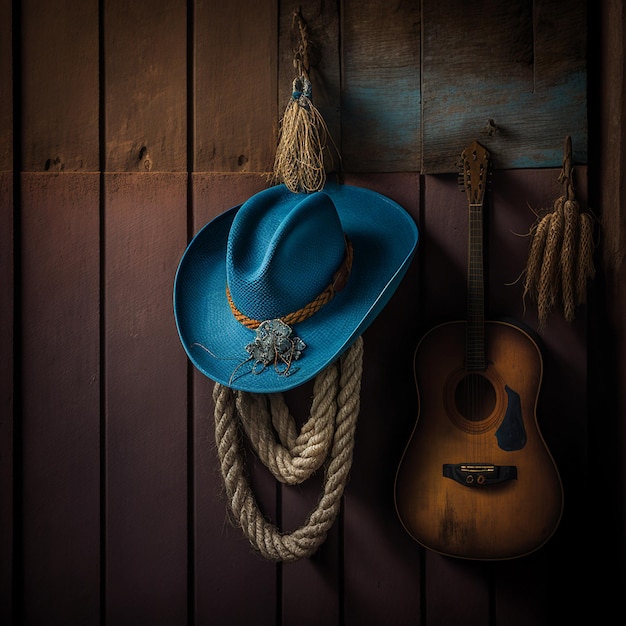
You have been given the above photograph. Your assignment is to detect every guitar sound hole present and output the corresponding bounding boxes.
[454,373,497,422]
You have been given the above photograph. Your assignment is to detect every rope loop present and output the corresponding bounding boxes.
[212,336,364,561]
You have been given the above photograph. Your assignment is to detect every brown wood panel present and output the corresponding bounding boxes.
[194,0,277,173]
[595,1,626,613]
[0,1,12,619]
[341,173,423,625]
[190,173,279,626]
[421,0,587,173]
[599,0,626,273]
[341,0,420,173]
[0,0,12,171]
[20,173,101,624]
[105,0,187,172]
[428,557,491,626]
[0,171,13,624]
[104,173,188,625]
[420,173,469,326]
[21,0,99,172]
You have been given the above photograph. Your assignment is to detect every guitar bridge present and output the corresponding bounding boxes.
[443,463,517,488]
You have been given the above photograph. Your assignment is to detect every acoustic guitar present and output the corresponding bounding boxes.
[394,140,563,560]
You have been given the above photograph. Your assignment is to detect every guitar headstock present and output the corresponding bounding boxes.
[459,140,490,206]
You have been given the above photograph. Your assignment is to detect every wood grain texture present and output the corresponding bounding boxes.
[105,0,187,172]
[421,0,587,173]
[104,173,188,625]
[195,0,277,173]
[0,0,12,171]
[21,0,99,172]
[599,0,626,273]
[21,173,101,624]
[341,0,421,172]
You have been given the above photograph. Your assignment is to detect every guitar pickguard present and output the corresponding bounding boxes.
[496,386,527,451]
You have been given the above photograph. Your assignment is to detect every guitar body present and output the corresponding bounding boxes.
[394,320,563,560]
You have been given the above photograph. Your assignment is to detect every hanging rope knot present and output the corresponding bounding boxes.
[292,76,313,109]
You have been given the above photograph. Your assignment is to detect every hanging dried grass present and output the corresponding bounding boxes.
[521,136,596,329]
[271,76,333,193]
[522,210,551,304]
[270,9,340,194]
[576,212,596,305]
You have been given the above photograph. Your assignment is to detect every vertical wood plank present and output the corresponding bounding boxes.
[599,0,626,273]
[190,173,279,626]
[19,0,101,622]
[104,2,188,621]
[421,0,587,172]
[104,173,188,625]
[21,173,101,624]
[21,0,99,172]
[0,0,13,620]
[105,0,187,172]
[341,173,423,626]
[0,0,12,171]
[0,171,13,624]
[595,1,626,617]
[194,0,277,173]
[341,0,420,172]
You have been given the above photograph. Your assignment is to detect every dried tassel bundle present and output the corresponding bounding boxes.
[576,212,596,305]
[271,76,334,194]
[523,210,551,304]
[537,197,565,328]
[521,137,596,329]
[560,198,580,321]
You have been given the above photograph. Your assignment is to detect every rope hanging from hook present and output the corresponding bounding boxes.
[270,9,340,193]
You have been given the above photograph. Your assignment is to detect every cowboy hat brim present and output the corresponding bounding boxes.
[173,182,418,393]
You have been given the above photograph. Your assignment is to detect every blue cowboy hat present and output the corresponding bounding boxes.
[174,181,418,393]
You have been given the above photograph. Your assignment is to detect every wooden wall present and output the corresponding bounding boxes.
[1,0,623,625]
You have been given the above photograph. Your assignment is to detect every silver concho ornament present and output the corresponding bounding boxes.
[245,319,306,376]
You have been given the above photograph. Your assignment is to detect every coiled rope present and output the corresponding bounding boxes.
[212,336,363,561]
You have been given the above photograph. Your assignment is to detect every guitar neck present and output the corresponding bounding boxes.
[460,140,490,372]
[467,200,486,371]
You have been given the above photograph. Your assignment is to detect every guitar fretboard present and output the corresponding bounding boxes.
[460,140,489,372]
[467,202,485,370]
